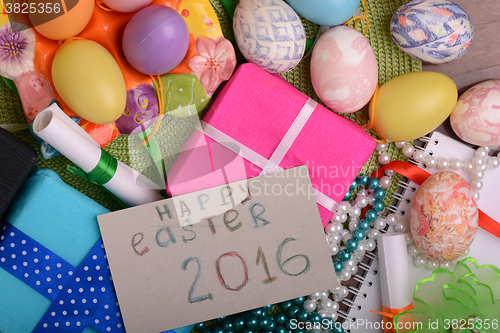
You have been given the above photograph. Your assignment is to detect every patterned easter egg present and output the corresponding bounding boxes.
[311,26,378,113]
[410,171,478,261]
[390,0,473,64]
[233,0,306,74]
[450,80,500,146]
[116,84,159,135]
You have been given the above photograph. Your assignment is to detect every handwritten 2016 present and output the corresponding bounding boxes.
[98,166,337,333]
[131,199,311,303]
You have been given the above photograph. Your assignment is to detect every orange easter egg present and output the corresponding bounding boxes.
[28,0,94,40]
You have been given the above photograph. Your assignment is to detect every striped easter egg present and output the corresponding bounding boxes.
[390,0,473,64]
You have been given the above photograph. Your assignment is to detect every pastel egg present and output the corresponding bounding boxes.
[450,80,500,146]
[311,26,378,114]
[410,171,478,261]
[29,0,94,40]
[233,0,306,74]
[102,0,153,12]
[123,6,190,75]
[371,71,457,142]
[52,40,126,125]
[390,0,473,64]
[286,0,360,26]
[116,84,159,135]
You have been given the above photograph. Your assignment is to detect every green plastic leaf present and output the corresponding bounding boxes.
[1,76,18,96]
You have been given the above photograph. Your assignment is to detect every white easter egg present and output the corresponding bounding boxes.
[233,0,306,74]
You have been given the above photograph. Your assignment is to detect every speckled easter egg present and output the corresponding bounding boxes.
[115,84,159,135]
[233,0,306,74]
[311,26,378,113]
[450,80,500,146]
[390,0,473,64]
[410,171,478,261]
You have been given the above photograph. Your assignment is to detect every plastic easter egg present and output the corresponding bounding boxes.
[371,71,457,142]
[411,171,478,261]
[450,80,500,146]
[286,0,360,26]
[311,26,378,114]
[390,0,473,64]
[28,0,94,40]
[233,0,306,74]
[116,84,159,135]
[52,40,126,125]
[102,0,153,12]
[123,5,190,75]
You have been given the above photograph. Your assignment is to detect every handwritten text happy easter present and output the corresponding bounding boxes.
[130,172,315,303]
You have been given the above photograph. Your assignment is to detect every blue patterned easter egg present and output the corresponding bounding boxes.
[233,0,306,74]
[390,0,473,64]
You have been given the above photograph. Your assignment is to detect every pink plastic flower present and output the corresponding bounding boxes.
[190,36,236,96]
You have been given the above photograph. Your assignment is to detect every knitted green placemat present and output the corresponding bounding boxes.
[0,0,420,212]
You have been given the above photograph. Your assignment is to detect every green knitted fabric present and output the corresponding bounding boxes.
[0,0,421,212]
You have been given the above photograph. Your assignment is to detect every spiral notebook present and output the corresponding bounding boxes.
[340,131,500,332]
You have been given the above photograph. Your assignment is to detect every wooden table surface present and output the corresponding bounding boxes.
[422,0,500,95]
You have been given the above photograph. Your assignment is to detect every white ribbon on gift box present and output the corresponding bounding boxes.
[200,98,339,213]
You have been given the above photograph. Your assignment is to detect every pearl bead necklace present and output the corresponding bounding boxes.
[378,140,500,201]
[302,172,403,322]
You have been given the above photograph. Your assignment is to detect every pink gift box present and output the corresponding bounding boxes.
[166,63,375,227]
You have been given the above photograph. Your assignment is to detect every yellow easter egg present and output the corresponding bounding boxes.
[52,39,126,124]
[372,71,457,142]
[29,0,94,40]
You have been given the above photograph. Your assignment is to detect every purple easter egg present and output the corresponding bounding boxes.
[115,84,159,135]
[122,5,190,75]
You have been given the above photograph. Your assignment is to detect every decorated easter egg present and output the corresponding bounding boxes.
[29,0,94,40]
[410,171,478,261]
[158,74,209,117]
[390,0,473,64]
[123,6,190,75]
[52,40,126,125]
[233,0,306,74]
[102,0,153,12]
[450,80,500,146]
[371,71,457,142]
[286,0,360,26]
[311,26,378,114]
[116,84,159,135]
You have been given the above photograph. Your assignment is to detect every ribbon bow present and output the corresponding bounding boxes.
[0,221,125,333]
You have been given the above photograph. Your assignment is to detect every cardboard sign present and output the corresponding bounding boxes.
[98,166,338,333]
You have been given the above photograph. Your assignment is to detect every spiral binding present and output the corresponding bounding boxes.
[342,298,362,311]
[348,286,367,298]
[358,262,377,275]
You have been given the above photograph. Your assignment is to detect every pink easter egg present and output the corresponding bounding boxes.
[450,80,500,146]
[311,26,378,114]
[410,171,478,261]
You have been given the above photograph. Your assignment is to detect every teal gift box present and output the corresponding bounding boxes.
[0,169,193,333]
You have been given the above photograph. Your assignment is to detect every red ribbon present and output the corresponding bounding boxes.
[372,161,500,238]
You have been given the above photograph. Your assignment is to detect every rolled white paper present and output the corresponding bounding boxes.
[377,233,413,310]
[33,104,163,207]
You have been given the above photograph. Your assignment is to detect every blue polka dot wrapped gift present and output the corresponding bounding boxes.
[0,169,192,333]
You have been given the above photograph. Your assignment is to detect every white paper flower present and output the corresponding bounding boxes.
[0,20,35,80]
